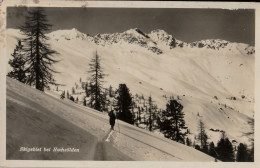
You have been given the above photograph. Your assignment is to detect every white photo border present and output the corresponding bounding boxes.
[0,1,259,168]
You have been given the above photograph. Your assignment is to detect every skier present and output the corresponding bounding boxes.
[108,110,116,130]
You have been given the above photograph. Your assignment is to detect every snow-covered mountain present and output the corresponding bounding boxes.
[6,28,255,147]
[47,28,255,56]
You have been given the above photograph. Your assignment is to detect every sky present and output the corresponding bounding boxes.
[7,7,255,45]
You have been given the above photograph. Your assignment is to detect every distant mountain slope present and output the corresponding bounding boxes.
[6,28,254,146]
[6,77,215,161]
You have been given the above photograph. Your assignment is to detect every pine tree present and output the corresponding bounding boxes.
[87,51,106,111]
[198,119,208,153]
[109,85,113,97]
[81,81,85,90]
[114,84,134,124]
[85,82,89,97]
[102,91,108,111]
[248,146,254,162]
[148,96,154,131]
[208,142,218,158]
[83,98,87,106]
[186,137,191,146]
[244,118,254,162]
[236,143,248,162]
[7,40,27,83]
[161,99,187,143]
[72,87,75,94]
[19,8,58,91]
[216,136,234,162]
[66,90,70,99]
[138,106,141,121]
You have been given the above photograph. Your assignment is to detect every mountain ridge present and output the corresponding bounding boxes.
[46,28,255,55]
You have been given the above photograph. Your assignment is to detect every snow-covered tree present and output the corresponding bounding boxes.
[19,8,58,91]
[161,99,187,143]
[87,51,106,111]
[7,40,27,83]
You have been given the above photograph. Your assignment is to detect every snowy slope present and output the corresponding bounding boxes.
[6,77,215,161]
[6,28,254,146]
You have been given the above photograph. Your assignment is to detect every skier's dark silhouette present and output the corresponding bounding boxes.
[108,110,116,130]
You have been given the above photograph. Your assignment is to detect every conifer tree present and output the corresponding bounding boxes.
[148,96,154,131]
[244,118,254,162]
[161,99,187,143]
[114,84,134,124]
[85,82,89,97]
[248,146,254,162]
[198,119,208,153]
[138,106,141,122]
[66,90,70,99]
[216,135,234,162]
[186,137,191,146]
[236,143,248,162]
[19,8,58,91]
[208,142,218,158]
[7,40,27,83]
[109,85,113,97]
[102,91,108,111]
[83,98,87,106]
[87,51,106,111]
[72,87,75,94]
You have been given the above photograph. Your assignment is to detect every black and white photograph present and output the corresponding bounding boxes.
[1,1,259,167]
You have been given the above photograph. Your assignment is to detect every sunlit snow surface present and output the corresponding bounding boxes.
[7,77,215,161]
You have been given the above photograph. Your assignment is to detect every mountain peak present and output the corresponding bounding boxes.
[149,29,176,48]
[123,28,150,39]
[150,29,169,35]
[48,28,88,41]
